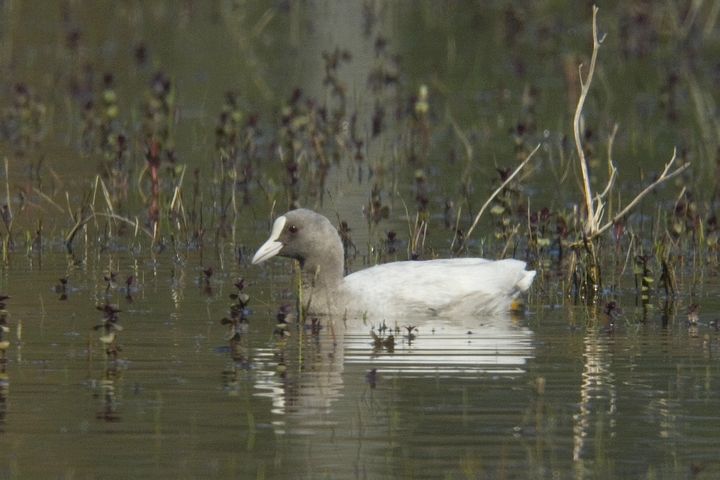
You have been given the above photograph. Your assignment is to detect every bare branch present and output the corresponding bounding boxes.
[94,213,154,238]
[595,123,619,203]
[573,5,605,235]
[589,123,619,229]
[592,148,690,239]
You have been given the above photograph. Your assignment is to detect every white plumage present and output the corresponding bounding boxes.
[253,209,535,319]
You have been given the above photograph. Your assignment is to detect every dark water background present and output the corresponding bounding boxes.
[1,1,720,478]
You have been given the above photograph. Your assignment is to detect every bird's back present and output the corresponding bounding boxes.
[336,258,535,319]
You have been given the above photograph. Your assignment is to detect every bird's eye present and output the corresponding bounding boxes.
[289,225,298,233]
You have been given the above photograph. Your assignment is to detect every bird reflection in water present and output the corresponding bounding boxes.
[247,291,535,437]
[0,295,11,431]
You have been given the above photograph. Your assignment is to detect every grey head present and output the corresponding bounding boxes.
[252,209,344,289]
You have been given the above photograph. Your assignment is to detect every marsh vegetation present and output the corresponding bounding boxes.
[1,1,720,478]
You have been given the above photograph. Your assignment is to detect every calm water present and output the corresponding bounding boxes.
[2,1,720,479]
[1,247,719,479]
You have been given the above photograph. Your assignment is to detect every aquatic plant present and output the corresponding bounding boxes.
[56,276,69,301]
[385,230,398,257]
[93,73,132,211]
[404,325,417,342]
[144,139,162,230]
[687,303,699,325]
[273,303,294,340]
[104,272,119,296]
[363,184,390,261]
[306,317,323,338]
[220,278,250,358]
[96,366,121,423]
[364,183,390,226]
[634,254,653,306]
[321,47,352,128]
[455,144,540,253]
[365,368,379,389]
[370,329,394,354]
[527,207,553,257]
[0,198,13,263]
[407,85,430,164]
[124,275,134,303]
[598,300,622,331]
[405,209,427,260]
[0,295,10,358]
[215,91,259,211]
[94,302,122,360]
[142,71,174,149]
[276,86,342,208]
[336,219,357,274]
[201,267,214,296]
[490,166,525,243]
[0,84,47,157]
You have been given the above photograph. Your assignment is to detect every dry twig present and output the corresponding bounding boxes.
[460,143,540,250]
[573,6,689,240]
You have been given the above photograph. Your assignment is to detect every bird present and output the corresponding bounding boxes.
[252,209,535,319]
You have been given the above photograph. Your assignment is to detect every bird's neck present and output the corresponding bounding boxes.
[293,220,346,315]
[299,250,344,292]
